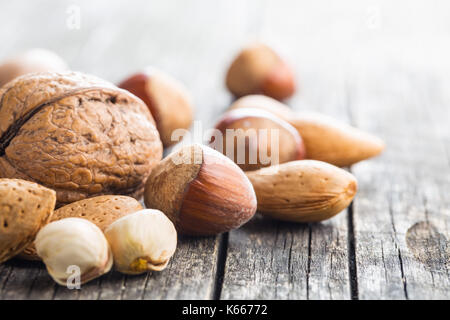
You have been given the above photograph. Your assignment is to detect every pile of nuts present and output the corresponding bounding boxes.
[0,44,384,286]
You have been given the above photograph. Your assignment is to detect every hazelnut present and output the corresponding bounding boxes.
[144,144,257,235]
[229,95,385,167]
[35,218,113,286]
[104,209,177,274]
[118,68,194,147]
[212,108,306,171]
[226,43,296,100]
[0,48,67,87]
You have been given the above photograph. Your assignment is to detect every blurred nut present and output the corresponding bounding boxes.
[212,107,305,171]
[0,48,67,87]
[119,68,193,147]
[229,95,385,167]
[226,43,296,100]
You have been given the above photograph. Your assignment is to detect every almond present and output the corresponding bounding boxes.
[0,178,56,263]
[229,95,385,167]
[21,195,143,260]
[246,160,357,222]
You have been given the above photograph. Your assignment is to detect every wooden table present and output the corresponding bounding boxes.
[0,0,449,300]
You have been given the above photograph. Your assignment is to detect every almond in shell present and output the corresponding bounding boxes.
[246,160,357,222]
[0,178,56,263]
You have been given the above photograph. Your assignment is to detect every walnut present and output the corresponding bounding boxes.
[0,72,163,206]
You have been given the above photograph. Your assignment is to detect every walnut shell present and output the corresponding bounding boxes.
[0,178,56,263]
[21,195,143,260]
[0,72,163,206]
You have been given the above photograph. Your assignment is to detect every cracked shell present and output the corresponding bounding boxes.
[0,72,163,206]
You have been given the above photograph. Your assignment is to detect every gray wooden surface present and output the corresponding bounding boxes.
[0,0,449,300]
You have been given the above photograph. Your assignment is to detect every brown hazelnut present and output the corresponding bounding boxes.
[212,108,305,171]
[0,48,68,88]
[144,144,257,235]
[118,68,193,147]
[225,43,296,100]
[0,72,163,206]
[229,95,385,167]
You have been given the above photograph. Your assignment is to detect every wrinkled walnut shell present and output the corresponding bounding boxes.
[0,72,163,206]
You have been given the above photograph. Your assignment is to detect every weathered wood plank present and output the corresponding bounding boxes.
[221,69,353,299]
[349,70,450,299]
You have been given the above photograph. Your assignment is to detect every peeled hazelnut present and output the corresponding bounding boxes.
[118,68,193,147]
[144,144,257,235]
[35,218,113,286]
[0,48,67,87]
[104,209,177,274]
[226,43,296,100]
[212,108,306,171]
[229,95,385,167]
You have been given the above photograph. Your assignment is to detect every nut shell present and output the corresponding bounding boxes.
[246,160,357,222]
[119,68,193,147]
[229,95,385,167]
[0,178,56,263]
[21,195,143,260]
[144,144,257,235]
[0,72,163,206]
[226,44,295,100]
[0,49,67,88]
[105,209,177,274]
[35,217,113,286]
[213,107,305,171]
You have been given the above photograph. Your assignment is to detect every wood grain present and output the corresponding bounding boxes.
[0,0,449,300]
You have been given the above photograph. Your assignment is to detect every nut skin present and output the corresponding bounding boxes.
[226,43,295,100]
[0,72,163,206]
[35,217,113,286]
[144,144,257,235]
[104,209,177,275]
[229,95,385,167]
[0,178,56,263]
[118,68,193,147]
[0,48,67,88]
[212,107,306,171]
[246,160,358,222]
[20,195,143,260]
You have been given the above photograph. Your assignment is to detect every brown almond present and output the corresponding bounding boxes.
[0,178,56,263]
[246,160,357,222]
[230,95,385,167]
[20,195,143,260]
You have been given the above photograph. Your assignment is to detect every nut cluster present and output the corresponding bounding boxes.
[0,43,385,287]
